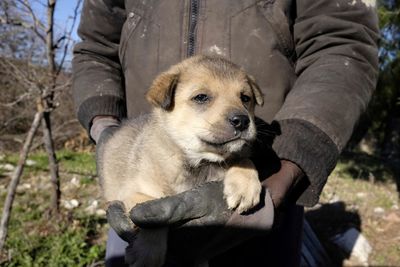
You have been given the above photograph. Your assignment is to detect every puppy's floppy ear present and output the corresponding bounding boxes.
[146,71,179,110]
[247,75,264,106]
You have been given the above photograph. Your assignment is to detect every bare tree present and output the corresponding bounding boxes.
[0,0,82,250]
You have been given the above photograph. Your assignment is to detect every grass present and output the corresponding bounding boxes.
[0,149,105,266]
[0,149,96,177]
[57,150,97,175]
[3,214,105,267]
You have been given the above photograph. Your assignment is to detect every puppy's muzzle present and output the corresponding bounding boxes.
[229,114,250,132]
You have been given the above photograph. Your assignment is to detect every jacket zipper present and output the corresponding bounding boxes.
[187,0,199,57]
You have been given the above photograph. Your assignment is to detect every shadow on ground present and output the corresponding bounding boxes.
[305,201,362,267]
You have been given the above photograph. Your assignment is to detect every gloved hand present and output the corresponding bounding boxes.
[250,119,306,209]
[262,159,305,208]
[107,181,275,266]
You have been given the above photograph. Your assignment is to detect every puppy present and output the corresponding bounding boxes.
[99,55,264,266]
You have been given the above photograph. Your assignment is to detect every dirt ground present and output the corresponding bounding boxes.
[306,162,400,267]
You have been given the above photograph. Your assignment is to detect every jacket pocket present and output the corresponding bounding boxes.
[119,9,142,65]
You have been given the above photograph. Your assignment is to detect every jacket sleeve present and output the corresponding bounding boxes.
[72,0,127,132]
[272,0,379,206]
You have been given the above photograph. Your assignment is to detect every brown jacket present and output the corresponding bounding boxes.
[72,0,379,206]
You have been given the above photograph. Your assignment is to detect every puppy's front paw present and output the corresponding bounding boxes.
[223,160,261,214]
[126,227,168,267]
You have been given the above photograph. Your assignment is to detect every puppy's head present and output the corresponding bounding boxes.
[147,55,264,165]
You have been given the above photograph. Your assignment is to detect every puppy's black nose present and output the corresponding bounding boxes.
[229,115,250,132]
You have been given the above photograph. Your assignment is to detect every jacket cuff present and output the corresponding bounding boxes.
[272,119,339,206]
[77,95,127,132]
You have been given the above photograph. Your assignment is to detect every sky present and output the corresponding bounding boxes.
[53,0,83,67]
[31,0,83,67]
[53,0,82,41]
[30,0,82,41]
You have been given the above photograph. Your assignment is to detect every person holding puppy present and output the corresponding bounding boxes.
[73,0,379,266]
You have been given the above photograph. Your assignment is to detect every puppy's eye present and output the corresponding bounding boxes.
[241,93,251,103]
[192,94,209,104]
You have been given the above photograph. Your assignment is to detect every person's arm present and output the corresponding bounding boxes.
[271,0,379,206]
[72,0,127,133]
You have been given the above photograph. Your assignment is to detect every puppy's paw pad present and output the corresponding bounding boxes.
[223,173,262,213]
[235,185,261,213]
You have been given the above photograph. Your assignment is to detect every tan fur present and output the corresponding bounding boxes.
[100,55,264,267]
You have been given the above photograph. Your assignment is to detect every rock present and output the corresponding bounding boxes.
[348,204,359,211]
[356,192,366,198]
[26,159,36,166]
[84,200,106,216]
[0,163,15,171]
[63,199,80,210]
[373,207,385,214]
[85,200,99,214]
[17,183,32,191]
[331,228,372,266]
[96,209,106,216]
[329,195,340,204]
[70,176,80,187]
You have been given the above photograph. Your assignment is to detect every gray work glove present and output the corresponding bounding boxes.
[107,182,274,266]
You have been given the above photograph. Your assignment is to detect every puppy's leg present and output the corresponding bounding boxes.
[123,193,168,267]
[223,159,262,213]
[124,192,157,211]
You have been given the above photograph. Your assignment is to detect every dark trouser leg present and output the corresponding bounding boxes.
[105,228,129,267]
[209,204,304,267]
